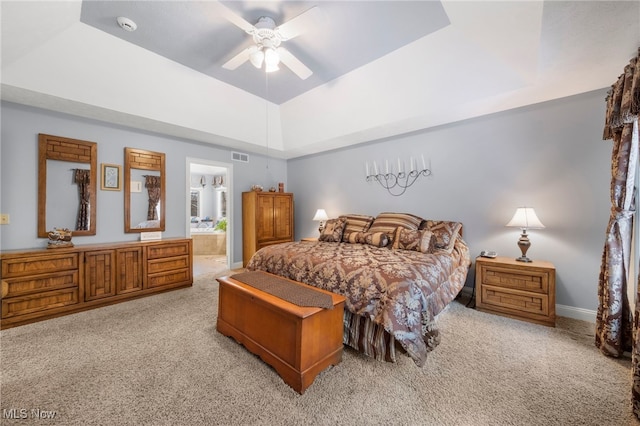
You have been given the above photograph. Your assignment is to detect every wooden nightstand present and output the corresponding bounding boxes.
[475,256,556,327]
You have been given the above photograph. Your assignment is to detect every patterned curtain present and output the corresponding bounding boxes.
[598,47,640,418]
[74,169,91,231]
[144,175,161,221]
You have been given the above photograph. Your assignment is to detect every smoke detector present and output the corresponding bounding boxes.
[117,16,137,32]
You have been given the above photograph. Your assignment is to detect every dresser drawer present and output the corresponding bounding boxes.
[2,253,79,278]
[147,269,191,289]
[479,265,549,294]
[147,255,190,274]
[480,285,549,317]
[147,242,190,260]
[2,288,79,318]
[2,270,79,298]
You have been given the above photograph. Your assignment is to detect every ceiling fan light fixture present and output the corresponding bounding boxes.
[249,48,264,69]
[264,48,280,66]
[265,62,280,73]
[219,4,318,79]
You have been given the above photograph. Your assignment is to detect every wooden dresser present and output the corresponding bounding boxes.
[1,238,192,329]
[242,191,294,267]
[475,256,556,327]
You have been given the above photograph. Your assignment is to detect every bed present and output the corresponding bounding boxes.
[245,212,471,367]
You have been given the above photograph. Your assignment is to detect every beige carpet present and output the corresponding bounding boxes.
[0,271,636,425]
[192,255,228,276]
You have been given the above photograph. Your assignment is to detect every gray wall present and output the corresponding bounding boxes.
[0,89,614,313]
[0,101,287,266]
[288,89,612,313]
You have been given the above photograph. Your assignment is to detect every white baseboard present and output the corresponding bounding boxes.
[461,284,597,323]
[556,304,596,323]
[231,261,243,270]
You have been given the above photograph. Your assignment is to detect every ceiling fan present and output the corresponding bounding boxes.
[216,3,323,80]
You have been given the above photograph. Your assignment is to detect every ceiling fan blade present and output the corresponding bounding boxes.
[276,6,324,40]
[277,47,313,80]
[211,2,255,33]
[222,46,255,70]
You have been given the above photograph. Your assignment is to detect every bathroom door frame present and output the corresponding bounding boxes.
[186,157,233,270]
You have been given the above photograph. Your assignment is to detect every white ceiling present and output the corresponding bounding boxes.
[79,1,451,104]
[2,1,639,159]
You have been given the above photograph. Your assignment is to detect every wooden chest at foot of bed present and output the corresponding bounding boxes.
[216,274,345,394]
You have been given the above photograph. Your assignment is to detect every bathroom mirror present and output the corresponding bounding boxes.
[124,147,166,233]
[38,134,97,238]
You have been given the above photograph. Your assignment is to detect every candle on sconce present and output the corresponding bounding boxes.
[362,155,431,195]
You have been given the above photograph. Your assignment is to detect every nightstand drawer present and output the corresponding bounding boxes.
[481,285,549,317]
[475,256,555,327]
[480,266,549,294]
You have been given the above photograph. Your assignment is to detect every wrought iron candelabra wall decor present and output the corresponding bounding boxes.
[365,156,431,196]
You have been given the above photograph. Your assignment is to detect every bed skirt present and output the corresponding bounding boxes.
[343,310,397,363]
[342,310,441,363]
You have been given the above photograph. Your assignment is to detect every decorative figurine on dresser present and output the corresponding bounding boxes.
[47,228,74,248]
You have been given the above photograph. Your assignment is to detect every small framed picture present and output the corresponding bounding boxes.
[101,163,122,191]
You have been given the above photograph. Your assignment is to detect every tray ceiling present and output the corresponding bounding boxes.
[2,1,639,158]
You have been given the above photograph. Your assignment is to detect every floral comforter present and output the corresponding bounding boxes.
[246,237,471,366]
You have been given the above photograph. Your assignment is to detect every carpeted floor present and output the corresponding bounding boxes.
[0,270,636,425]
[192,255,228,276]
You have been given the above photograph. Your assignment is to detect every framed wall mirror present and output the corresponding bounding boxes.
[38,134,97,238]
[124,147,166,233]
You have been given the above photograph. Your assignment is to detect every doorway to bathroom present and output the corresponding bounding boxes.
[186,158,232,275]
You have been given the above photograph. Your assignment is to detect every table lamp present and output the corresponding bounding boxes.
[312,209,329,234]
[506,207,545,262]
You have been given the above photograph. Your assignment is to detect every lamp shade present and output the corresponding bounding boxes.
[312,209,329,221]
[506,207,545,229]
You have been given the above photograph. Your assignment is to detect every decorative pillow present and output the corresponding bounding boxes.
[318,217,346,243]
[421,220,462,254]
[339,214,375,242]
[368,212,423,245]
[392,228,435,253]
[346,231,390,248]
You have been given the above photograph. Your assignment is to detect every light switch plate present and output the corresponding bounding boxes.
[0,214,9,225]
[131,181,142,193]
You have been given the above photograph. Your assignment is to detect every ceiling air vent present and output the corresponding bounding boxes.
[232,152,249,163]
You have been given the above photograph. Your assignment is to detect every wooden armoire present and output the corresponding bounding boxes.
[242,191,294,266]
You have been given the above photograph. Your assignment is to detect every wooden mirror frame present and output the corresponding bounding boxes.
[124,147,166,233]
[38,134,97,238]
